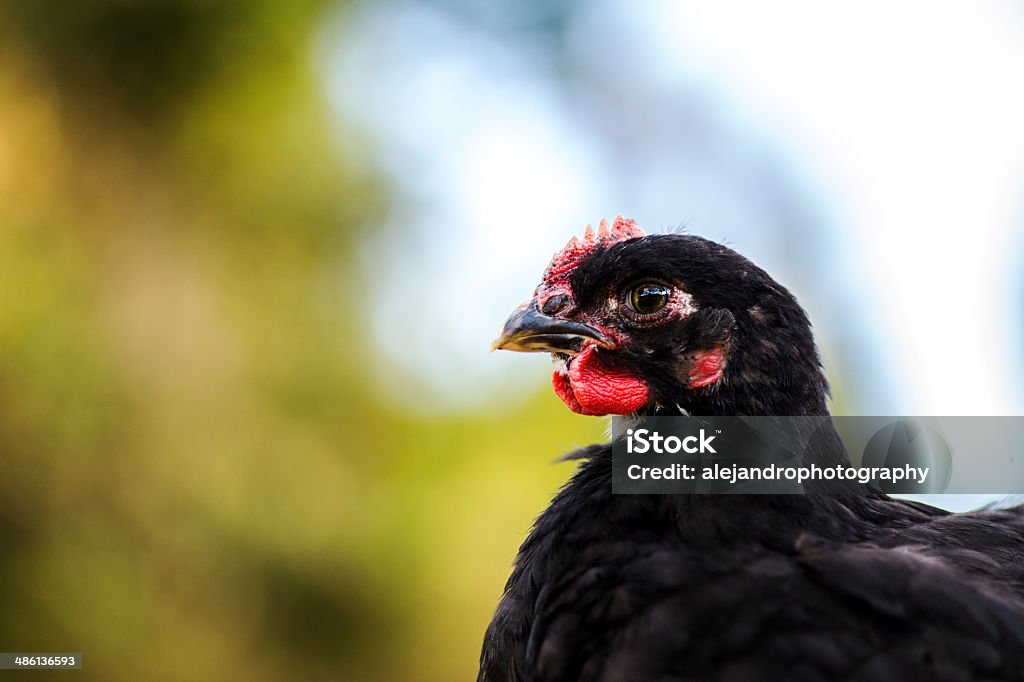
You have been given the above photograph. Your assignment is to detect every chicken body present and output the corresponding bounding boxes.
[482,219,1024,681]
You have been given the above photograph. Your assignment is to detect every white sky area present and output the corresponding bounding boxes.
[642,1,1024,417]
[320,1,1024,509]
[321,4,610,409]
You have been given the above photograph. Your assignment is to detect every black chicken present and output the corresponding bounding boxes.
[480,217,1024,681]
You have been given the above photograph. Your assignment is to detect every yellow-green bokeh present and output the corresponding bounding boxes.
[0,3,603,679]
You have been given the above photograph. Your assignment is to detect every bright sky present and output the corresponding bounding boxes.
[640,0,1024,416]
[321,1,1024,430]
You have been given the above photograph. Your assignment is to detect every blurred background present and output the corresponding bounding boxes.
[1,1,1023,679]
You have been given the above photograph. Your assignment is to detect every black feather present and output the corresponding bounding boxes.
[480,234,1024,681]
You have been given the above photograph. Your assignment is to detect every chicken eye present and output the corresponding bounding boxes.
[628,282,671,315]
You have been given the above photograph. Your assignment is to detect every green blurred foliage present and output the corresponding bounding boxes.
[0,2,600,679]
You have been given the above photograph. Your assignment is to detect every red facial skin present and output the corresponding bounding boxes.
[551,342,725,416]
[539,217,652,416]
[687,345,726,389]
[552,343,650,416]
[536,217,645,314]
[538,216,723,416]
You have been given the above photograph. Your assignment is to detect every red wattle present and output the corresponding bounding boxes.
[552,368,591,415]
[551,345,650,416]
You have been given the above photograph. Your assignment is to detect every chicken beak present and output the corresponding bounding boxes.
[490,300,613,354]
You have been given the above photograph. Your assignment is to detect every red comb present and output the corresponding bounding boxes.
[541,215,645,285]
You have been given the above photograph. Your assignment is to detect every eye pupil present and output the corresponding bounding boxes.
[630,283,670,314]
